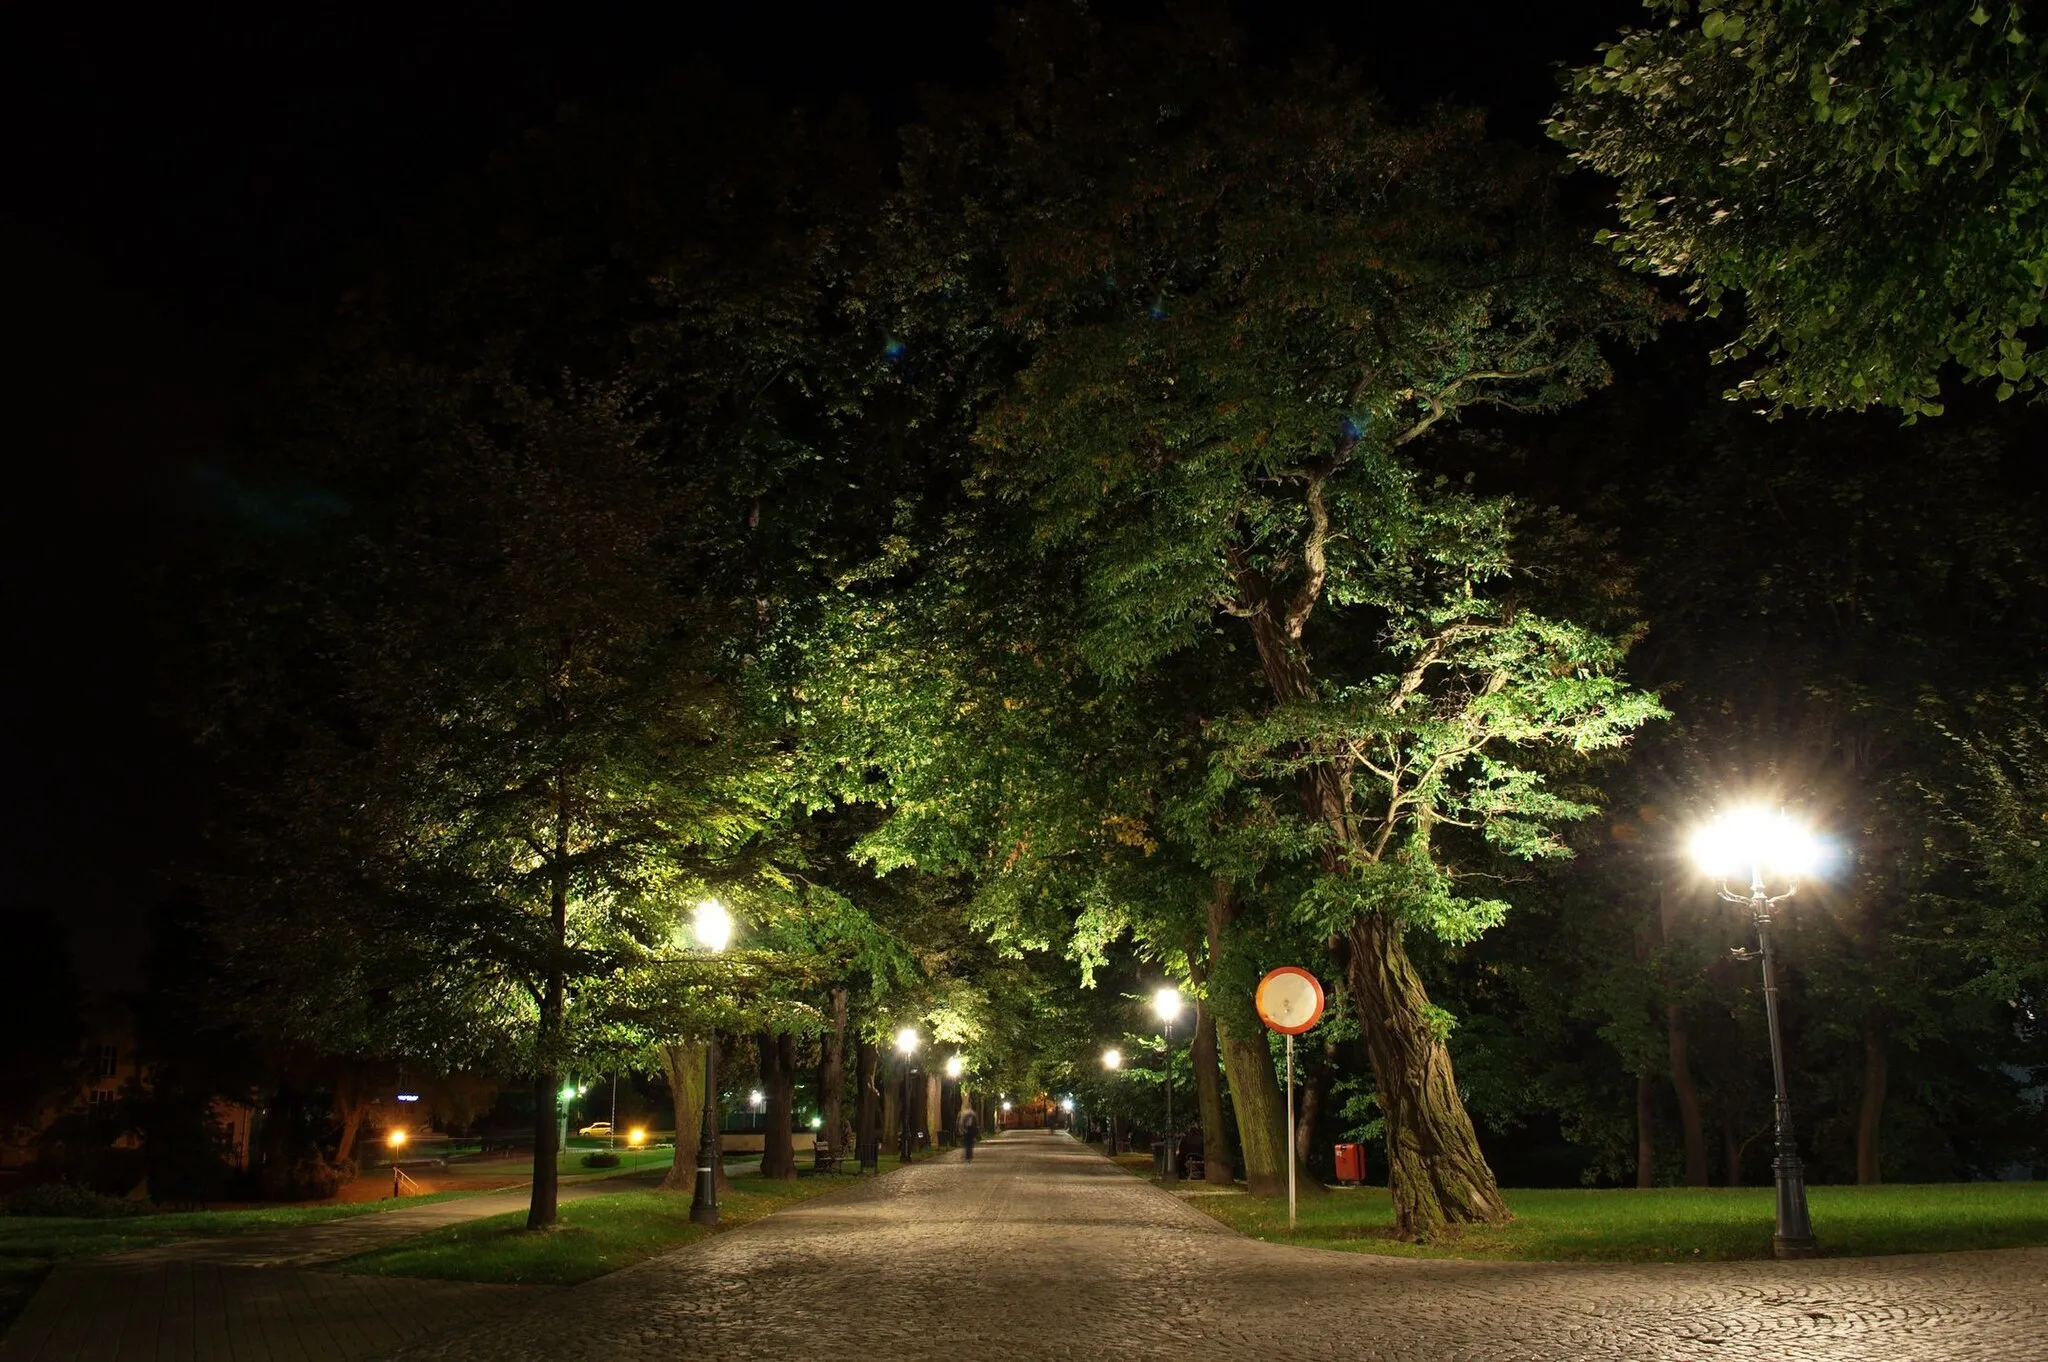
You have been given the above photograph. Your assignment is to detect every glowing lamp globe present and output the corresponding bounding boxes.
[1102,1048,1122,1071]
[945,1054,963,1079]
[1153,986,1184,1024]
[1690,807,1826,882]
[895,1026,919,1056]
[692,899,733,953]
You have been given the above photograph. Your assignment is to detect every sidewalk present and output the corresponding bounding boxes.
[0,1162,754,1362]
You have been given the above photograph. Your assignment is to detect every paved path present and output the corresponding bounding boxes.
[391,1130,2047,1362]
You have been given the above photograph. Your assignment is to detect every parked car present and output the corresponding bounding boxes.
[578,1122,614,1137]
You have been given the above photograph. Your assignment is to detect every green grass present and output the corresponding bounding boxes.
[330,1172,864,1285]
[1192,1182,2048,1261]
[0,1194,474,1334]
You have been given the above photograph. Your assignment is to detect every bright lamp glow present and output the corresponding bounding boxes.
[387,1128,408,1149]
[1001,1100,1012,1111]
[1102,1048,1122,1070]
[895,1026,919,1056]
[1690,807,1826,881]
[628,1127,647,1147]
[945,1054,963,1079]
[810,1114,822,1129]
[749,1089,764,1109]
[1061,1096,1074,1113]
[692,899,733,953]
[1153,986,1183,1024]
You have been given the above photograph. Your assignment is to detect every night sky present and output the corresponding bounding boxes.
[1,1,1641,981]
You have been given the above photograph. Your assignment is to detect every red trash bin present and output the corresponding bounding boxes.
[1334,1142,1368,1185]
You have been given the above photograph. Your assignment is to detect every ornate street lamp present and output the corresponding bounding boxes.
[1691,807,1824,1259]
[1154,987,1183,1182]
[895,1026,919,1163]
[689,899,732,1227]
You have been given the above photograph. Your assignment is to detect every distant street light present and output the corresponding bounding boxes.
[896,1027,920,1163]
[1154,987,1183,1182]
[689,898,733,1227]
[1691,807,1824,1259]
[945,1054,964,1079]
[1102,1047,1123,1154]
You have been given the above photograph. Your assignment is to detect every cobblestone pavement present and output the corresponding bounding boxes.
[392,1130,2047,1362]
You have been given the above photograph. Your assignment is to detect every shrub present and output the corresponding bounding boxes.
[580,1151,621,1168]
[3,1181,145,1218]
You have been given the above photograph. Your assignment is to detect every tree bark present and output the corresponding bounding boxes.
[1722,1116,1745,1187]
[924,1072,942,1147]
[1295,1042,1331,1181]
[1241,596,1502,1235]
[1857,1013,1887,1185]
[1203,883,1299,1197]
[657,1041,707,1192]
[1655,881,1710,1186]
[760,1031,797,1180]
[855,1038,880,1169]
[817,988,847,1169]
[1190,996,1237,1187]
[1666,1006,1710,1187]
[1635,1071,1655,1189]
[1346,912,1507,1236]
[881,1067,900,1149]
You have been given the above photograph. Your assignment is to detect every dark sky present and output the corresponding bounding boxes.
[0,0,1644,982]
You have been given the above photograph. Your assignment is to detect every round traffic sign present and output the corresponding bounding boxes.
[1255,966,1325,1035]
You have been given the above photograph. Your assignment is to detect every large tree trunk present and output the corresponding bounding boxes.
[658,1041,707,1192]
[817,988,847,1170]
[881,1068,900,1151]
[924,1072,942,1148]
[1295,1041,1331,1181]
[1635,1071,1655,1188]
[855,1038,880,1170]
[1242,603,1500,1235]
[1857,1013,1887,1185]
[1190,999,1237,1187]
[527,862,569,1229]
[1666,1006,1710,1187]
[1202,882,1312,1197]
[760,1031,797,1180]
[1722,1116,1746,1187]
[1346,912,1507,1236]
[1655,881,1710,1186]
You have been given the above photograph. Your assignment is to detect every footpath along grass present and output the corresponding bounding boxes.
[331,1171,868,1285]
[1192,1182,2048,1261]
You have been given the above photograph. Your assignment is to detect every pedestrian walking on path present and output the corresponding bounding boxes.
[959,1107,981,1161]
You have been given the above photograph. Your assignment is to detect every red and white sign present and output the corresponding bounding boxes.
[1255,966,1325,1035]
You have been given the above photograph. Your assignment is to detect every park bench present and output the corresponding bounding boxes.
[812,1142,842,1174]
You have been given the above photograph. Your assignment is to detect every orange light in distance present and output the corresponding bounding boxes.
[387,1128,408,1149]
[628,1128,648,1147]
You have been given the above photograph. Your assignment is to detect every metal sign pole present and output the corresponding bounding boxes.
[1286,1032,1297,1231]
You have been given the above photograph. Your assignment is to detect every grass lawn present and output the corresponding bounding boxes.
[1192,1182,2048,1262]
[330,1172,865,1285]
[0,1194,475,1332]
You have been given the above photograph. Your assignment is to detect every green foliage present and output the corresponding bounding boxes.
[1555,0,2048,414]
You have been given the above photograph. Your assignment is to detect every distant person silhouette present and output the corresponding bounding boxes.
[960,1108,982,1161]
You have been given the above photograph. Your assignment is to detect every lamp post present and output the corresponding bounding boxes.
[1154,986,1183,1182]
[944,1053,963,1145]
[1102,1048,1122,1153]
[1691,807,1823,1259]
[688,899,732,1227]
[895,1026,919,1162]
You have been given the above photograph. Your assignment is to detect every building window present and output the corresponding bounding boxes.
[97,1045,118,1079]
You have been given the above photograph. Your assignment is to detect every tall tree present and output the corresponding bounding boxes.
[910,14,1665,1234]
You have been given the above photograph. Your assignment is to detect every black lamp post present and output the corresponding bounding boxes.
[687,899,732,1227]
[894,1026,918,1163]
[1154,987,1182,1182]
[1102,1048,1122,1153]
[1695,808,1821,1259]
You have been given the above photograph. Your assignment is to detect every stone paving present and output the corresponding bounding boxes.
[390,1130,2047,1362]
